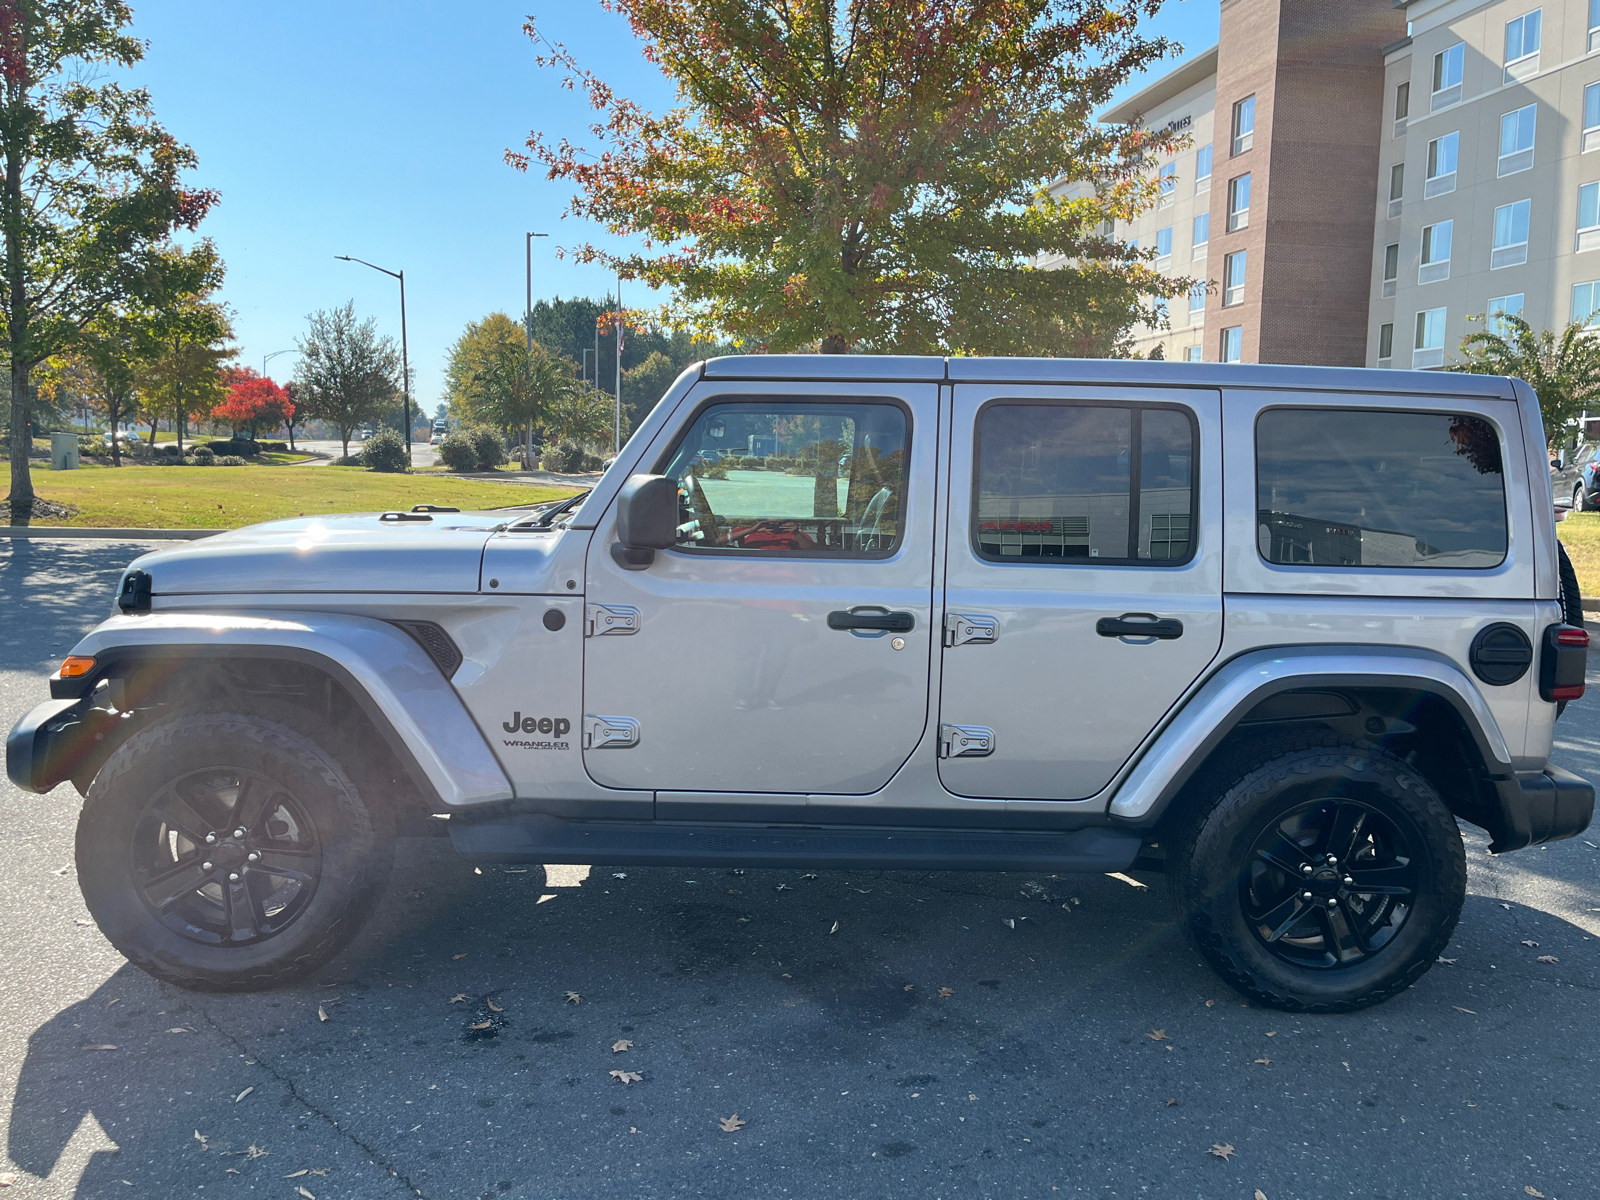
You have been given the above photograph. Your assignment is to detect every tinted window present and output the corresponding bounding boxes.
[1256,409,1507,569]
[974,403,1196,565]
[661,400,908,555]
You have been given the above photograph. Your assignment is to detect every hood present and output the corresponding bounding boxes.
[127,511,508,597]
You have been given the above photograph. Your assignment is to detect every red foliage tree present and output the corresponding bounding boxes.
[213,368,293,440]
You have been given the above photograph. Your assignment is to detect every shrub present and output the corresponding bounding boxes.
[698,461,728,480]
[333,455,361,466]
[540,442,588,473]
[203,439,261,457]
[437,431,481,473]
[466,426,505,471]
[360,428,409,473]
[155,453,185,466]
[258,441,287,453]
[192,446,216,465]
[217,455,247,466]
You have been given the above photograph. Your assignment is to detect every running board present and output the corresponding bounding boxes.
[448,813,1141,873]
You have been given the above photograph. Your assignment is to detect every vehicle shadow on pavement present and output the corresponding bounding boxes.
[0,541,139,676]
[10,836,1598,1200]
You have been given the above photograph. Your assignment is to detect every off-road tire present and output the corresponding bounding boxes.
[76,709,392,992]
[1168,737,1465,1013]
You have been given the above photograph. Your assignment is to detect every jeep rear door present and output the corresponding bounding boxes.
[937,383,1223,800]
[581,378,938,802]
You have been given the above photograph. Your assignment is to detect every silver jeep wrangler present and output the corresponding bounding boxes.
[8,356,1594,1011]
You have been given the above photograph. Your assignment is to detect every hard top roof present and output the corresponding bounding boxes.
[699,355,1517,399]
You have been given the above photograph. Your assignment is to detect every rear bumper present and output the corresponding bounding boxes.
[1488,765,1595,853]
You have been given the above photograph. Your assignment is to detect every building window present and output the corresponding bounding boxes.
[1158,162,1176,208]
[1413,307,1447,369]
[1192,212,1209,258]
[1227,173,1251,232]
[1580,182,1600,253]
[1223,250,1247,306]
[1419,220,1452,284]
[1574,280,1600,328]
[1195,144,1213,189]
[1232,95,1255,155]
[1378,322,1395,365]
[1127,238,1138,252]
[1425,131,1458,198]
[1221,326,1243,363]
[1388,162,1404,219]
[1504,9,1541,83]
[1153,299,1169,327]
[1498,104,1537,176]
[1189,280,1207,314]
[1488,294,1524,336]
[1491,200,1531,269]
[1382,242,1399,298]
[1588,83,1600,154]
[1155,225,1173,270]
[1591,0,1600,54]
[1186,345,1203,362]
[1432,43,1464,111]
[1394,81,1410,139]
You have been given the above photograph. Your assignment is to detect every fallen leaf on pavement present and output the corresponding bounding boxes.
[1521,940,1539,948]
[317,1006,329,1023]
[284,1170,308,1178]
[467,1020,492,1031]
[1452,1006,1477,1015]
[719,1114,746,1132]
[1536,955,1559,964]
[1002,918,1016,929]
[727,889,742,895]
[1106,872,1148,889]
[610,1070,642,1084]
[75,918,92,926]
[226,1168,239,1174]
[487,998,504,1013]
[82,1044,117,1051]
[566,991,581,1004]
[613,1039,634,1053]
[0,1172,16,1187]
[1147,1029,1170,1042]
[234,1087,253,1103]
[1255,1191,1269,1200]
[449,994,467,1003]
[1205,999,1216,1007]
[903,984,914,992]
[1254,1058,1271,1065]
[938,987,955,998]
[1208,1143,1236,1161]
[612,872,627,879]
[298,1188,317,1200]
[167,1027,190,1034]
[968,1093,978,1100]
[244,1144,267,1159]
[194,1131,209,1151]
[452,953,467,960]
[776,884,791,891]
[1525,1188,1545,1198]
[829,921,839,934]
[1166,1098,1178,1107]
[736,916,750,923]
[801,873,816,879]
[1265,1031,1276,1037]
[1437,957,1458,964]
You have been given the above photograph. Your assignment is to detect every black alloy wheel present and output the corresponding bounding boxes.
[1241,797,1418,969]
[1169,737,1465,1012]
[132,768,322,947]
[78,709,392,992]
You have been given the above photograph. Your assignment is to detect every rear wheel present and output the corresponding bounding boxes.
[1168,740,1465,1012]
[1575,484,1588,515]
[76,710,392,992]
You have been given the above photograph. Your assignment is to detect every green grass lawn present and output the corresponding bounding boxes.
[1559,511,1600,597]
[11,465,577,529]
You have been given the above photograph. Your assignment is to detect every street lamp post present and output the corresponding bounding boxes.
[336,255,412,454]
[262,349,292,378]
[614,273,623,455]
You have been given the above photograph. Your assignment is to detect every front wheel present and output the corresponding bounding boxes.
[1168,741,1465,1012]
[76,710,392,992]
[1575,484,1588,514]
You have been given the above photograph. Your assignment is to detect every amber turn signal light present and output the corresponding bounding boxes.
[57,655,96,679]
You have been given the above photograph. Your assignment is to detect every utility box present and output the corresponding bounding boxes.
[50,432,79,471]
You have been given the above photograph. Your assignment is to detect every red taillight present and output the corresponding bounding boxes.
[1557,627,1590,648]
[1553,684,1587,700]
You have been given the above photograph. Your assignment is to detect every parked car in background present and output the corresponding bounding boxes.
[1551,442,1598,512]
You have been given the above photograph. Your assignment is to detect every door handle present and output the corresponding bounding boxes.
[827,608,915,633]
[1096,614,1184,640]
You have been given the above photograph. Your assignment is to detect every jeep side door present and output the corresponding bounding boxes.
[936,383,1224,800]
[581,380,938,806]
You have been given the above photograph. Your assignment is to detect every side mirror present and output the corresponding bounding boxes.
[1552,459,1562,470]
[611,474,678,570]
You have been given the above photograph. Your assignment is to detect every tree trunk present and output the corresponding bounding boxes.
[820,334,848,354]
[7,357,31,524]
[110,398,121,467]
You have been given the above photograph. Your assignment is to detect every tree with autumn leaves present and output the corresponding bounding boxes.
[213,368,292,441]
[513,0,1186,356]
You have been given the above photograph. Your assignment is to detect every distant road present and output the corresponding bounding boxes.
[295,438,438,469]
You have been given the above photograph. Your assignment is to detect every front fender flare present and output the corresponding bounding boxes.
[1107,645,1513,827]
[55,611,513,808]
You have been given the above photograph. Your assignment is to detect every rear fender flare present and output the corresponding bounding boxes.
[1107,645,1513,827]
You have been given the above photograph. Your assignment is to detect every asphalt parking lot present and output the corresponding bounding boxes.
[1,538,1597,1200]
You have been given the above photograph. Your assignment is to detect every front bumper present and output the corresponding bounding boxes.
[5,698,124,795]
[1489,765,1596,853]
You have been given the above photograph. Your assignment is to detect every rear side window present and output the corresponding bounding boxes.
[1256,408,1507,569]
[973,402,1197,564]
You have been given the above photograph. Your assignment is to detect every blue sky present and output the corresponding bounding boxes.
[125,1,1220,411]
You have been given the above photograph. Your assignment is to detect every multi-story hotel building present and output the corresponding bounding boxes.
[1071,0,1600,370]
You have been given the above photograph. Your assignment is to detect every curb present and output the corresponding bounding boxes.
[1,526,220,541]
